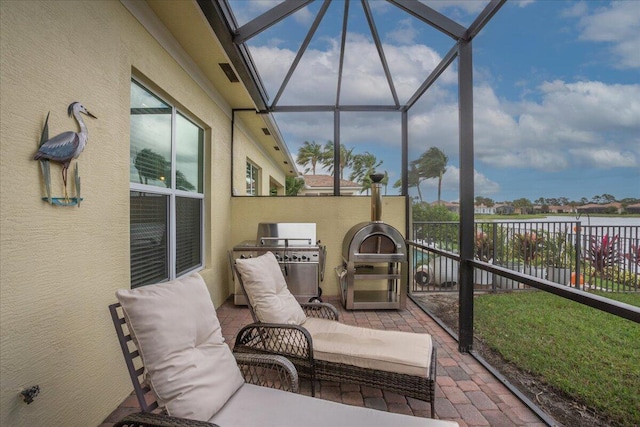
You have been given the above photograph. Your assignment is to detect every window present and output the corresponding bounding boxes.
[129,79,204,288]
[246,161,260,196]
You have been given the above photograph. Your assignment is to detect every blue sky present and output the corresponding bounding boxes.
[228,0,639,203]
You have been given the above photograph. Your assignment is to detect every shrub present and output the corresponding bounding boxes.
[513,232,543,265]
[412,203,458,246]
[586,234,620,276]
[475,230,494,262]
[412,202,458,222]
[624,243,640,267]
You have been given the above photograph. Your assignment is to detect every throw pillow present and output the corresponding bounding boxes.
[235,252,307,325]
[116,273,244,421]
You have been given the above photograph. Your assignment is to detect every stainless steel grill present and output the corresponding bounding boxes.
[338,174,407,310]
[232,223,325,305]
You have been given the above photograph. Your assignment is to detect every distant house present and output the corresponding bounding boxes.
[532,204,545,214]
[300,174,361,196]
[431,200,460,213]
[577,202,623,214]
[625,203,640,214]
[474,204,496,215]
[548,205,575,214]
[495,204,515,215]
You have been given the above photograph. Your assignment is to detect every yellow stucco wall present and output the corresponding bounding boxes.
[0,1,244,424]
[0,2,407,425]
[232,121,287,196]
[230,196,407,296]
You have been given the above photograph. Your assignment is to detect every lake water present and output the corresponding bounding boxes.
[500,216,639,227]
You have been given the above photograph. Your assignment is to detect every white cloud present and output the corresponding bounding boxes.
[243,4,639,188]
[250,33,454,106]
[405,79,640,172]
[420,0,490,16]
[228,0,282,26]
[536,80,640,130]
[576,1,640,69]
[416,165,500,201]
[560,2,588,18]
[474,80,640,170]
[291,6,313,25]
[386,19,419,45]
[473,169,502,195]
[229,0,313,27]
[516,0,536,8]
[569,148,637,168]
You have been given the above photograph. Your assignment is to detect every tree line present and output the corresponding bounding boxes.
[294,140,385,194]
[294,141,449,200]
[476,195,639,208]
[294,143,636,206]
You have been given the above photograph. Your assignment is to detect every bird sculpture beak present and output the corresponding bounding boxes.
[85,110,97,119]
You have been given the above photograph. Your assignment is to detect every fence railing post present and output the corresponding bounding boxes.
[575,222,582,290]
[492,222,498,292]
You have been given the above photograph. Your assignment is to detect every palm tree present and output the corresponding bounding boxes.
[296,141,323,175]
[393,165,423,202]
[321,141,354,180]
[286,176,305,196]
[135,148,169,186]
[350,151,382,194]
[381,171,389,195]
[415,147,448,202]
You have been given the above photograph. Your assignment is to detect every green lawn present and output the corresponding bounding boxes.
[474,291,640,426]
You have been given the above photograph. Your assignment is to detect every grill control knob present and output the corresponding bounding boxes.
[240,254,246,259]
[292,255,299,260]
[301,255,308,261]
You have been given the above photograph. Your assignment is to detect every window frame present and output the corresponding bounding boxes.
[246,160,260,196]
[129,78,205,286]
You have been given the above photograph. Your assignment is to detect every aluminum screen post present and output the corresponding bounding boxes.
[457,39,474,353]
[334,109,340,196]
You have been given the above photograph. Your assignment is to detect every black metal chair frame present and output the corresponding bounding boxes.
[231,263,437,417]
[109,302,298,427]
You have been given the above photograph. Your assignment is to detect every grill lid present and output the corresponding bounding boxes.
[257,223,317,247]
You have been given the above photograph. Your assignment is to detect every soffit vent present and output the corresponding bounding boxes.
[262,127,271,135]
[219,63,239,83]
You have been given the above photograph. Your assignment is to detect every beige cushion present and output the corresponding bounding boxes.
[303,317,432,377]
[212,383,457,427]
[235,252,306,325]
[115,273,244,422]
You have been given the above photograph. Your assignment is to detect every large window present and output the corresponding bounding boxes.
[129,79,204,288]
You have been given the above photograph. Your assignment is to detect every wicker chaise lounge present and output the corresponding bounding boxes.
[111,273,454,427]
[232,252,438,418]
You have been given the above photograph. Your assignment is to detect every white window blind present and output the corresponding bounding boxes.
[130,79,204,288]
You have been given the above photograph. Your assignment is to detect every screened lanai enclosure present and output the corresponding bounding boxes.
[200,0,500,198]
[199,0,508,351]
[198,0,639,355]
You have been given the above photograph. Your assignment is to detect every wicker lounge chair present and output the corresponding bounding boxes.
[231,251,437,418]
[111,273,454,427]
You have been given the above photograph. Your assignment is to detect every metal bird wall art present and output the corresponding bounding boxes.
[34,102,97,206]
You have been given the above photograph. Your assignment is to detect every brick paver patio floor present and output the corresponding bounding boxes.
[101,297,546,426]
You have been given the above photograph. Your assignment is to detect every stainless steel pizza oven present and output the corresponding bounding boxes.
[339,174,407,310]
[342,222,407,263]
[232,223,325,305]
